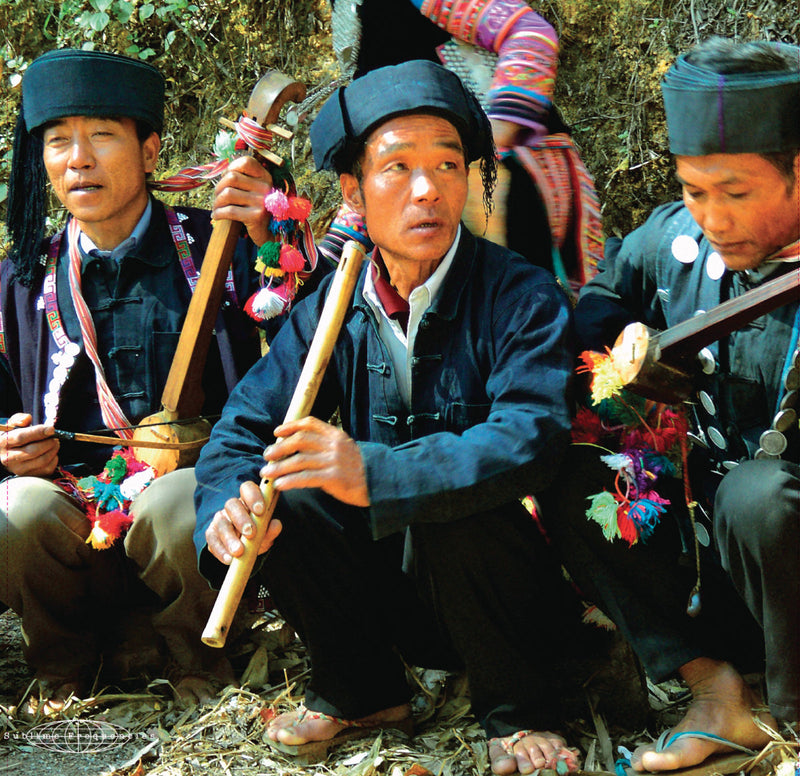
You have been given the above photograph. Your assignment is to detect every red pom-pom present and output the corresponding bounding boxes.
[287,196,312,221]
[86,509,134,550]
[571,406,605,444]
[279,244,306,272]
[616,504,639,547]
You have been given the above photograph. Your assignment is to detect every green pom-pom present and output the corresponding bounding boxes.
[586,490,621,541]
[257,241,281,267]
[595,390,647,426]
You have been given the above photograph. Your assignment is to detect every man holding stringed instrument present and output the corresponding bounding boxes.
[0,49,316,711]
[195,60,598,776]
[540,38,800,773]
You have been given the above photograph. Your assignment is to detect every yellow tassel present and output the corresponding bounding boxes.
[86,522,113,550]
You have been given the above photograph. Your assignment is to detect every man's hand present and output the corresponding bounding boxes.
[205,480,283,565]
[204,417,369,565]
[262,416,370,507]
[211,155,275,246]
[0,412,59,476]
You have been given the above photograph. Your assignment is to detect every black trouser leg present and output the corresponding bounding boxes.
[259,488,593,738]
[410,501,591,738]
[539,444,765,683]
[715,460,800,723]
[258,489,458,720]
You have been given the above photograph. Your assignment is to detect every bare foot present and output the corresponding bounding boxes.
[174,657,236,704]
[489,731,581,776]
[632,659,775,772]
[267,703,411,746]
[20,674,86,718]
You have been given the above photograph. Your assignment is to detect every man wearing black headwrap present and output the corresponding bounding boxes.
[540,38,800,771]
[0,48,297,709]
[194,60,589,775]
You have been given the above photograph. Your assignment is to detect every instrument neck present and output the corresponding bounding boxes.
[657,268,799,364]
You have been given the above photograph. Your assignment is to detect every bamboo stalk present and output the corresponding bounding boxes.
[202,240,366,647]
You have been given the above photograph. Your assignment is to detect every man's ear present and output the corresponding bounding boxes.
[340,173,365,215]
[142,132,161,174]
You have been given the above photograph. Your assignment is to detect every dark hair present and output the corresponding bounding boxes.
[760,148,799,183]
[6,114,158,287]
[686,37,800,183]
[686,37,798,74]
[136,118,158,141]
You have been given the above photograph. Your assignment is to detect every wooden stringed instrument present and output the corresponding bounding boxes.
[609,267,800,404]
[132,72,306,474]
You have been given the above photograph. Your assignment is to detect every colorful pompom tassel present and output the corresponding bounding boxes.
[279,244,306,272]
[245,285,290,321]
[264,189,290,220]
[86,510,134,550]
[582,604,616,631]
[586,490,621,541]
[615,504,639,546]
[287,196,312,221]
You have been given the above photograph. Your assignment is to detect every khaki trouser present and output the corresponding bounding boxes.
[0,468,222,680]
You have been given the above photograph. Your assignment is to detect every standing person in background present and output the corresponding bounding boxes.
[318,0,603,298]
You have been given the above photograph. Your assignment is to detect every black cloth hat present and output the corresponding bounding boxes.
[310,59,493,173]
[7,49,165,287]
[662,42,800,156]
[22,48,165,135]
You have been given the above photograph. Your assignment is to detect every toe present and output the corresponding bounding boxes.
[490,751,520,776]
[517,754,535,774]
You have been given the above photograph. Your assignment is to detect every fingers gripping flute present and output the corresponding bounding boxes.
[202,240,367,648]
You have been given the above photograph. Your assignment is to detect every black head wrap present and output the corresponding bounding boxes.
[6,49,165,286]
[662,41,800,156]
[310,59,496,213]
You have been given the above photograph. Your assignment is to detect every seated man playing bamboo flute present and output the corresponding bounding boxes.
[0,48,317,710]
[194,59,596,776]
[539,37,800,772]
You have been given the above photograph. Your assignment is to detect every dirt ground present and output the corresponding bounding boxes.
[0,604,663,776]
[0,610,153,776]
[1,1,799,774]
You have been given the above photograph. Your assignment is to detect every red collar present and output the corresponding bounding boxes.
[370,249,409,330]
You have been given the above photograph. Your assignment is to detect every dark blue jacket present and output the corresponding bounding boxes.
[194,228,574,560]
[0,198,263,472]
[575,201,800,464]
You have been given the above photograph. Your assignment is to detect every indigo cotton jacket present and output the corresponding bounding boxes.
[193,227,575,563]
[0,198,263,473]
[575,201,800,464]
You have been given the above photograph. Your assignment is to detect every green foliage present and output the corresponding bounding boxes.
[0,0,797,252]
[0,0,333,250]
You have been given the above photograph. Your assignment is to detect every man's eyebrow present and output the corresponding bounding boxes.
[676,172,746,187]
[378,138,465,155]
[43,115,124,130]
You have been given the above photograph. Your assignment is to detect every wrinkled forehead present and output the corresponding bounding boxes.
[363,112,466,150]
